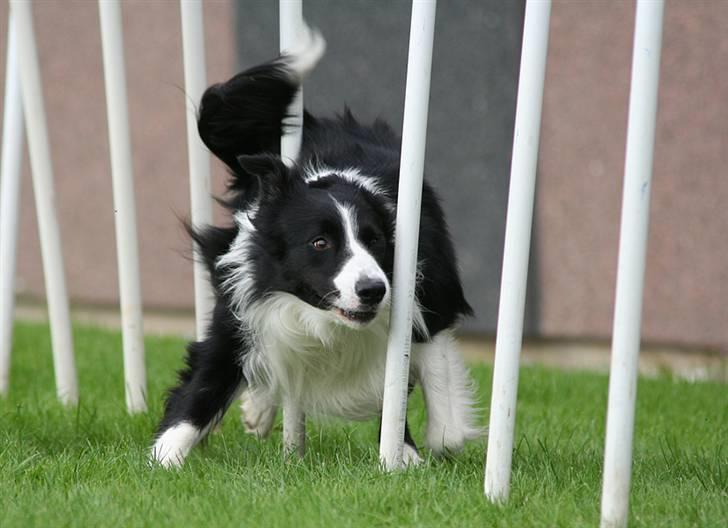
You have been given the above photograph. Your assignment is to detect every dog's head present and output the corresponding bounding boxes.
[221,155,394,329]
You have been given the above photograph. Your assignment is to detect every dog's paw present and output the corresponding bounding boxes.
[426,428,464,454]
[281,22,326,81]
[150,422,199,469]
[425,423,483,455]
[402,444,424,467]
[240,391,277,439]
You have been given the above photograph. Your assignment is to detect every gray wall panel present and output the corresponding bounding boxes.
[233,0,537,334]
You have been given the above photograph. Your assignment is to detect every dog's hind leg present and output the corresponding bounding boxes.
[412,329,482,455]
[151,301,245,468]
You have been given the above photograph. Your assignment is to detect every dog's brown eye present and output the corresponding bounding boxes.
[312,237,329,250]
[361,232,379,248]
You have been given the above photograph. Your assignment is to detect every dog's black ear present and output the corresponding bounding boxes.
[233,154,290,201]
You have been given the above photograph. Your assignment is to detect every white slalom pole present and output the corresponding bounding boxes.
[98,0,147,413]
[279,0,303,165]
[484,0,551,501]
[282,396,305,457]
[10,0,78,406]
[0,14,23,396]
[279,0,305,456]
[379,0,437,471]
[600,2,664,527]
[180,0,214,340]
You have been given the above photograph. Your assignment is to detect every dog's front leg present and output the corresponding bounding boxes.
[240,388,277,439]
[412,330,481,454]
[378,415,423,466]
[151,301,245,468]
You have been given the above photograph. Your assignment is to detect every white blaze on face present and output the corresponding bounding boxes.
[333,202,389,311]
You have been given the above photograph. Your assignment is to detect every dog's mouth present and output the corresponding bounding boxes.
[334,308,377,325]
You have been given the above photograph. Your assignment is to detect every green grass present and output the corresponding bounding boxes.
[1,321,726,527]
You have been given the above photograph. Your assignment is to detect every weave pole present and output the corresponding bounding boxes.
[600,2,664,526]
[98,0,147,413]
[279,0,304,165]
[180,0,214,340]
[10,0,78,405]
[379,0,437,471]
[282,396,305,458]
[484,0,551,501]
[279,0,306,456]
[0,14,23,396]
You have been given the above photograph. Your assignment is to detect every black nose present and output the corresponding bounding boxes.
[355,278,386,305]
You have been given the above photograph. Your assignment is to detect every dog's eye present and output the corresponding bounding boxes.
[311,237,329,251]
[361,230,380,248]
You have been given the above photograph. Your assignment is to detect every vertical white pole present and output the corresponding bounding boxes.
[0,14,24,396]
[98,0,147,413]
[10,0,78,406]
[279,0,305,455]
[379,0,437,471]
[282,396,305,457]
[180,0,214,340]
[484,0,551,502]
[279,0,303,166]
[600,2,664,527]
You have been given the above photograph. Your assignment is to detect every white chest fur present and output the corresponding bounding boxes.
[242,292,395,420]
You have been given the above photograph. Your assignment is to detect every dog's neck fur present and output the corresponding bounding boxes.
[243,292,393,420]
[216,167,429,420]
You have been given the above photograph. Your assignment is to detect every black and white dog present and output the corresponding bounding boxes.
[152,26,480,468]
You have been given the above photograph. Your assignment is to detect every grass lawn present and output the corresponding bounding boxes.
[1,321,726,527]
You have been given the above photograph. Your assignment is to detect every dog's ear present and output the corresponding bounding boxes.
[233,154,290,201]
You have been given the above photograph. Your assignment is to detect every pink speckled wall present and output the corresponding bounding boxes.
[0,0,234,310]
[2,1,727,351]
[537,0,728,351]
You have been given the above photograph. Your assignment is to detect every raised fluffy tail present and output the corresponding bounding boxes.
[197,23,325,173]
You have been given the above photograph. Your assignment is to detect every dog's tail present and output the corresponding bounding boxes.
[197,23,325,174]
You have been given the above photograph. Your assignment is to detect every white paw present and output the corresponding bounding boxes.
[402,444,423,467]
[281,22,326,81]
[240,391,277,439]
[150,422,200,469]
[425,425,469,455]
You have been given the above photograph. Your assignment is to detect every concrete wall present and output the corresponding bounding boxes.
[538,0,728,351]
[2,1,727,352]
[232,0,531,334]
[0,0,234,310]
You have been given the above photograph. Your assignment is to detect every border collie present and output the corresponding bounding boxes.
[151,25,480,468]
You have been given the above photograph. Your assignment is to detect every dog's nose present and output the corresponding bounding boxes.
[355,278,386,305]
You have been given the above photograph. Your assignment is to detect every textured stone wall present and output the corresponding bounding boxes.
[3,1,727,352]
[538,0,728,351]
[0,0,235,310]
